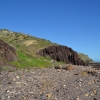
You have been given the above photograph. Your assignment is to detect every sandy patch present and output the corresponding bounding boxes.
[23,40,37,46]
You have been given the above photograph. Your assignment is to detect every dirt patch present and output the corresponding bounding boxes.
[23,40,37,46]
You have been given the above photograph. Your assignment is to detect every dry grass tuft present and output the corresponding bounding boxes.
[75,70,99,76]
[65,64,74,70]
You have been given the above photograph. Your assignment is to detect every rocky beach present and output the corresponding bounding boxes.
[0,65,100,100]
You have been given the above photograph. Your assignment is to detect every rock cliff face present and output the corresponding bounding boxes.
[39,45,87,66]
[0,39,17,67]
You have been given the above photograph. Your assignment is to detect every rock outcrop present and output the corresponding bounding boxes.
[39,45,87,66]
[0,39,17,67]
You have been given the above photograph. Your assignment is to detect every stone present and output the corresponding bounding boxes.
[52,98,57,100]
[8,96,10,99]
[54,66,60,69]
[0,39,17,68]
[84,93,89,97]
[76,96,80,100]
[41,94,47,100]
[16,76,19,79]
[93,98,97,100]
[46,93,51,98]
[63,85,66,87]
[93,90,97,95]
[88,81,92,85]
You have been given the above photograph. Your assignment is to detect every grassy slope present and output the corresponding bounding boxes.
[0,29,93,68]
[0,29,65,68]
[78,53,93,63]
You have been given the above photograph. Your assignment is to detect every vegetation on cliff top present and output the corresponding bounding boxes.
[78,53,93,63]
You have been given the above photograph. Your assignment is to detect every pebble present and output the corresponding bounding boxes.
[0,65,100,100]
[63,85,66,87]
[85,93,89,97]
[46,93,51,98]
[93,90,97,95]
[41,94,47,99]
[76,96,80,100]
[16,76,19,79]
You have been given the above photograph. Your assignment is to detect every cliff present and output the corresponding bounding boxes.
[39,45,87,66]
[0,39,17,67]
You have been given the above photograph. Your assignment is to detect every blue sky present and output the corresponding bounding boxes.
[0,0,100,60]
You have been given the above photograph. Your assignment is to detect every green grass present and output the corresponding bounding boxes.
[78,53,93,63]
[10,51,53,68]
[10,51,65,68]
[2,66,9,71]
[2,66,16,72]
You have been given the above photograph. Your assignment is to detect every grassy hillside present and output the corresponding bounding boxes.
[78,53,93,63]
[0,29,93,68]
[0,29,65,68]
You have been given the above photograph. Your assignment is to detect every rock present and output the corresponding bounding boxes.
[13,78,16,82]
[84,93,89,97]
[93,98,97,100]
[41,93,47,100]
[46,93,51,98]
[7,82,12,84]
[54,66,60,69]
[8,96,10,99]
[0,39,17,68]
[80,79,83,82]
[79,83,81,86]
[57,69,61,72]
[93,90,97,95]
[16,76,19,79]
[38,45,87,66]
[76,96,80,100]
[88,81,92,85]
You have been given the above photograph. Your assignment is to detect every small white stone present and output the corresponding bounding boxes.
[80,79,82,82]
[79,83,81,86]
[63,85,66,87]
[8,96,10,99]
[79,81,82,84]
[13,78,16,81]
[76,98,80,100]
[85,93,89,97]
[76,96,80,100]
[7,90,10,93]
[16,76,19,79]
[16,82,21,84]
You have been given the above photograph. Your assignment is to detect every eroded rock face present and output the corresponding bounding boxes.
[0,39,17,66]
[39,45,87,66]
